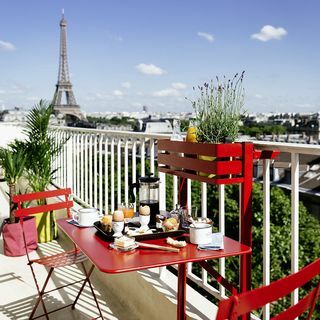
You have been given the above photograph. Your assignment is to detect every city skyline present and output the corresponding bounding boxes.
[0,0,320,114]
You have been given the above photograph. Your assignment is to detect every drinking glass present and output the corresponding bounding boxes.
[123,203,135,219]
[180,206,198,229]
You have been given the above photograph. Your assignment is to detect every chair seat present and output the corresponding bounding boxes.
[30,248,88,268]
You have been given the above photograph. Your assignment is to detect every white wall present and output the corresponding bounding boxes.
[0,123,26,148]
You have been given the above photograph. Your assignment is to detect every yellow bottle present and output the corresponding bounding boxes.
[186,121,197,143]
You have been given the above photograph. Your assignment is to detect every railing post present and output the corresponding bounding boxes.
[150,138,155,175]
[141,139,145,177]
[104,137,109,214]
[117,138,122,206]
[89,134,93,206]
[66,133,73,189]
[124,138,129,204]
[201,182,208,286]
[111,137,115,212]
[219,184,226,298]
[159,171,166,211]
[99,134,103,213]
[84,134,89,203]
[132,139,137,211]
[94,134,98,208]
[291,153,299,307]
[263,159,271,320]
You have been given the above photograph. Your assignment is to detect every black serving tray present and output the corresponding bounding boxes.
[93,221,184,242]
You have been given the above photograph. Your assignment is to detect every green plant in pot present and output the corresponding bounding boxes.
[0,147,26,223]
[189,71,245,143]
[187,72,245,176]
[12,100,65,243]
[0,146,38,256]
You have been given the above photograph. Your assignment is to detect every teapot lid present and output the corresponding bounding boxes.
[139,174,160,183]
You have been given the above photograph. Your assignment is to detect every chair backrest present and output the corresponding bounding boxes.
[13,188,73,220]
[216,258,320,320]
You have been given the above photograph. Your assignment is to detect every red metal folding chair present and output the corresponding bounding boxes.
[216,258,320,320]
[13,188,104,320]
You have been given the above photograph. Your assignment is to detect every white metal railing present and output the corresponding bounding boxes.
[1,123,318,319]
[48,127,320,320]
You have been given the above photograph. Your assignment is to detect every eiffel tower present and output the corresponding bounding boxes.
[52,10,84,123]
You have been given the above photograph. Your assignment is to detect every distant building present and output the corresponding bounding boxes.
[143,105,149,113]
[134,118,173,133]
[0,109,28,122]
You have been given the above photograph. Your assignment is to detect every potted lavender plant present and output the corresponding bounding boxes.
[189,71,245,144]
[186,72,245,176]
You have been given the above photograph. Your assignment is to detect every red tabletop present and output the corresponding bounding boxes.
[57,218,251,274]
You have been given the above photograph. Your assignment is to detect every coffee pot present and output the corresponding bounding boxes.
[130,174,160,226]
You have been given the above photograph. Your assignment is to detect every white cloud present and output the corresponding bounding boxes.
[113,90,124,97]
[152,82,186,97]
[172,82,187,90]
[121,82,131,89]
[0,89,5,94]
[0,40,16,51]
[197,32,215,43]
[136,63,166,75]
[152,88,179,97]
[251,25,287,42]
[254,93,263,99]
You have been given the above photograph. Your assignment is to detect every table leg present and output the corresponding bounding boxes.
[177,263,187,320]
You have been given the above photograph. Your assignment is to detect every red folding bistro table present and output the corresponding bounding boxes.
[57,219,251,320]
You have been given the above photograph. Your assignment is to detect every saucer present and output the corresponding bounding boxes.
[67,219,93,228]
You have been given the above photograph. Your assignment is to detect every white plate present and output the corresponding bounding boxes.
[109,242,139,252]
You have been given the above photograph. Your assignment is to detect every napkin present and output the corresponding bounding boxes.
[198,232,224,250]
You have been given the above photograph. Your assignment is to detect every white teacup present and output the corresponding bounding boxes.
[112,221,124,237]
[72,208,102,227]
[139,214,150,228]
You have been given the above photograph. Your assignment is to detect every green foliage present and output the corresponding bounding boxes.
[188,72,245,143]
[240,123,287,136]
[0,146,26,222]
[87,116,135,128]
[0,147,26,186]
[189,183,320,317]
[24,101,62,193]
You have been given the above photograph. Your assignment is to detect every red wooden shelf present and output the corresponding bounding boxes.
[157,139,279,296]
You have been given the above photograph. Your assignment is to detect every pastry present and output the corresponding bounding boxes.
[114,236,135,248]
[163,217,179,231]
[101,215,112,232]
[166,237,187,248]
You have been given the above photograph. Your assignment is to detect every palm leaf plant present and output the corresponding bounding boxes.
[0,146,26,223]
[11,100,64,199]
[10,100,66,242]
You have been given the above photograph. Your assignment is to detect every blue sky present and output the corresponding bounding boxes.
[1,0,320,114]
